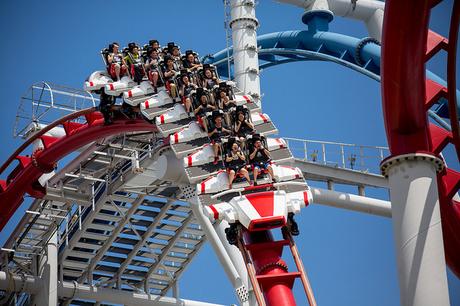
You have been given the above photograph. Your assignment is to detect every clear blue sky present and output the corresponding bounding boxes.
[0,0,459,305]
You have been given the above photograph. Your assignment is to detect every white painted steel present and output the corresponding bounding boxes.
[310,187,391,217]
[214,220,255,306]
[385,158,450,306]
[0,272,41,294]
[32,232,58,306]
[189,196,250,305]
[0,272,224,306]
[59,282,225,306]
[276,0,384,40]
[230,0,261,105]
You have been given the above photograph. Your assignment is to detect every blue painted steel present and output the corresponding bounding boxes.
[204,22,459,119]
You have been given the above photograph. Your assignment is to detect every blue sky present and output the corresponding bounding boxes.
[0,0,459,305]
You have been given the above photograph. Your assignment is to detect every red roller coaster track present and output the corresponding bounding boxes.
[0,108,157,230]
[0,3,459,301]
[381,0,460,277]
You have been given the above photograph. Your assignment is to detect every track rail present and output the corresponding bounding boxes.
[381,0,460,277]
[0,109,157,230]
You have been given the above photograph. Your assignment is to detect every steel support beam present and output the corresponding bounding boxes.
[295,159,388,188]
[0,271,224,306]
[189,195,250,305]
[114,199,173,277]
[80,195,146,282]
[310,187,391,218]
[31,232,58,306]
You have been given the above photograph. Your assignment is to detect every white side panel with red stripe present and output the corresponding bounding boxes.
[285,190,312,214]
[155,104,187,125]
[183,144,214,167]
[234,94,253,106]
[84,71,113,91]
[169,122,207,144]
[203,202,236,223]
[266,138,287,150]
[251,113,270,125]
[196,171,229,195]
[272,164,303,182]
[104,76,136,96]
[123,81,155,105]
[204,189,311,230]
[140,90,173,109]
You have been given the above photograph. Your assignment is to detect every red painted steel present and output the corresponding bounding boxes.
[0,111,156,230]
[382,0,460,277]
[381,0,432,155]
[244,230,297,306]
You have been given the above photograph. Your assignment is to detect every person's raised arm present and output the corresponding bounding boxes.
[249,147,258,160]
[194,105,202,115]
[208,128,217,137]
[225,154,233,163]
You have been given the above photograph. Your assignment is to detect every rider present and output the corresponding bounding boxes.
[194,93,216,132]
[144,47,161,92]
[225,141,251,189]
[106,42,127,81]
[179,72,198,115]
[234,109,255,142]
[149,39,160,51]
[208,112,232,165]
[217,85,236,111]
[167,42,183,70]
[163,55,178,98]
[124,42,144,83]
[183,50,202,71]
[249,137,275,185]
[202,65,219,90]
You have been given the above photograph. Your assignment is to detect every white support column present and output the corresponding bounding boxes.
[230,0,261,106]
[214,220,257,305]
[32,232,58,306]
[187,193,251,305]
[381,154,450,306]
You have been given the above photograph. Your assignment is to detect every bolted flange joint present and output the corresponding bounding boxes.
[380,152,445,178]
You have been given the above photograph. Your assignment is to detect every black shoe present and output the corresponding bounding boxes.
[290,221,300,236]
[288,213,300,236]
[225,224,238,245]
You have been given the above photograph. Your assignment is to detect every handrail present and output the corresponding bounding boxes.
[283,137,388,150]
[0,107,96,176]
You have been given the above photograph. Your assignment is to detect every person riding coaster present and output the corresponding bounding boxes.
[144,39,161,60]
[144,47,163,93]
[166,42,183,71]
[224,138,251,189]
[106,42,128,81]
[179,71,198,115]
[194,89,216,132]
[208,110,232,165]
[248,134,275,186]
[233,106,255,145]
[200,64,220,90]
[182,50,202,71]
[124,42,145,84]
[162,55,179,99]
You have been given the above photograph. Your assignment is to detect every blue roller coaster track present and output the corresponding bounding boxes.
[204,15,458,126]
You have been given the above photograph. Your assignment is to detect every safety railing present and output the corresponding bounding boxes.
[284,137,389,175]
[14,82,98,138]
